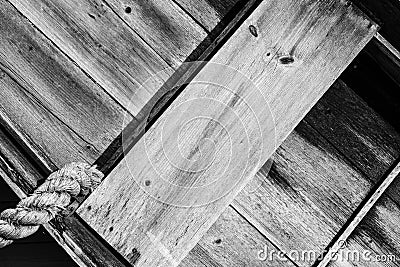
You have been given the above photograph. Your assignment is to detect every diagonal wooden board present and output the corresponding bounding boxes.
[78,0,377,266]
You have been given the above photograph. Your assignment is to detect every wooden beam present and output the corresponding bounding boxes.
[8,0,206,115]
[0,0,131,170]
[78,1,376,266]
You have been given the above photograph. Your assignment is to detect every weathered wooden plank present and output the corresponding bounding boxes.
[8,0,174,115]
[0,0,131,169]
[93,0,261,176]
[232,80,400,267]
[103,0,207,67]
[174,0,240,31]
[0,69,97,170]
[305,80,400,182]
[182,206,296,267]
[78,1,376,266]
[327,194,400,267]
[233,120,372,267]
[316,160,400,267]
[0,127,127,267]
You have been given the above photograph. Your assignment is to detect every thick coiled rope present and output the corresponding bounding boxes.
[0,162,103,248]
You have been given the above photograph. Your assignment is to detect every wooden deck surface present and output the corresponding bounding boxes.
[0,0,399,267]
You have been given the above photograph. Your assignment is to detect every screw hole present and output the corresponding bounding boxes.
[109,226,114,232]
[87,205,92,211]
[145,180,151,186]
[215,238,222,244]
[125,6,132,13]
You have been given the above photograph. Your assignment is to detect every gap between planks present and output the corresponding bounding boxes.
[314,158,400,267]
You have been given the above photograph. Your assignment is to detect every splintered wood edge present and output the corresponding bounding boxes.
[316,159,400,267]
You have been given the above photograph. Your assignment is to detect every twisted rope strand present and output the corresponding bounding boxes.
[0,162,103,248]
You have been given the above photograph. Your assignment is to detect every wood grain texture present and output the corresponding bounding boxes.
[8,0,174,115]
[181,206,296,267]
[232,80,400,267]
[305,80,400,182]
[104,0,207,67]
[233,119,372,267]
[174,0,240,31]
[316,160,400,267]
[328,194,400,267]
[79,1,376,266]
[92,0,261,177]
[0,0,131,169]
[0,127,126,267]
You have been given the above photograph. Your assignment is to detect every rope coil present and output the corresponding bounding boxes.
[0,162,103,248]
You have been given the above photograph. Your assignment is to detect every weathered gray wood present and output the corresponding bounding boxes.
[328,194,400,267]
[305,80,400,181]
[317,161,400,267]
[8,0,175,115]
[78,1,376,266]
[0,0,131,169]
[305,79,400,207]
[232,80,400,267]
[174,0,240,31]
[182,206,296,267]
[104,0,207,67]
[233,120,372,267]
[0,127,126,267]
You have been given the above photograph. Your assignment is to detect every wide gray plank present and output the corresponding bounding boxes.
[174,0,240,31]
[104,0,207,67]
[9,0,173,115]
[0,0,132,169]
[182,207,296,267]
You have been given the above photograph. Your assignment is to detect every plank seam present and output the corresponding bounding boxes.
[0,62,100,156]
[312,157,400,267]
[170,0,210,33]
[5,0,132,117]
[101,0,177,70]
[229,204,300,267]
